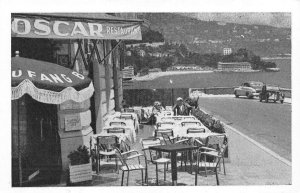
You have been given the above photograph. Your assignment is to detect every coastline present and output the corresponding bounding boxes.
[262,57,291,60]
[133,69,260,81]
[133,70,214,81]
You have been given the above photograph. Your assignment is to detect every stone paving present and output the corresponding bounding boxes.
[63,123,291,186]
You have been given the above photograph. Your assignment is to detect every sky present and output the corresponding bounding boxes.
[182,13,291,28]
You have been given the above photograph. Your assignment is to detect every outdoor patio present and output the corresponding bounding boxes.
[61,124,291,186]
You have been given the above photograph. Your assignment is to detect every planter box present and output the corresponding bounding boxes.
[69,163,92,183]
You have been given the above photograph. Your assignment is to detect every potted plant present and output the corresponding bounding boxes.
[67,145,92,184]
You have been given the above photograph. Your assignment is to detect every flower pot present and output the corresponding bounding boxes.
[69,162,92,184]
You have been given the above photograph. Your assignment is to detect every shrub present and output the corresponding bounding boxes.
[68,145,90,166]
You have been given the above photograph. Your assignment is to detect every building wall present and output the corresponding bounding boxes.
[56,39,123,134]
[11,97,27,159]
[218,62,252,70]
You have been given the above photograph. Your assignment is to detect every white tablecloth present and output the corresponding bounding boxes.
[171,124,210,137]
[120,112,140,131]
[109,112,139,131]
[104,119,136,143]
[97,126,136,143]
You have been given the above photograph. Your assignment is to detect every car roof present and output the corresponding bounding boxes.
[248,81,263,84]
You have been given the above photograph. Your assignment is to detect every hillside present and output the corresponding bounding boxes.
[136,13,291,57]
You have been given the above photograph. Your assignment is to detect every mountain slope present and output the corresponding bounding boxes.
[138,13,291,57]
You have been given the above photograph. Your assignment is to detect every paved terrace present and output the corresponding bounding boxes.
[60,123,291,186]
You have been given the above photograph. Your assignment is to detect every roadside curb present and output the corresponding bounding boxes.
[197,106,292,167]
[225,123,292,167]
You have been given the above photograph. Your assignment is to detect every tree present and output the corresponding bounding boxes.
[179,44,189,56]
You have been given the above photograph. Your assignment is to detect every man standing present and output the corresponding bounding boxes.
[173,97,193,116]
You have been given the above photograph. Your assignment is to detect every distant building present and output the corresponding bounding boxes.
[223,48,232,55]
[138,49,146,57]
[125,42,165,48]
[126,50,132,56]
[151,52,163,57]
[217,62,252,71]
[122,66,135,80]
[149,68,162,73]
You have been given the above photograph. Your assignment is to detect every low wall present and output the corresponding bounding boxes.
[123,87,291,107]
[190,87,291,98]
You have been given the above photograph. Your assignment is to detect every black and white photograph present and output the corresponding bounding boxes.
[1,0,300,192]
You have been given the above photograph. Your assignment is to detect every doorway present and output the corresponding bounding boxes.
[25,96,62,186]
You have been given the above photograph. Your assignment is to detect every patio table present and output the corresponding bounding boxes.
[104,119,136,142]
[149,144,198,186]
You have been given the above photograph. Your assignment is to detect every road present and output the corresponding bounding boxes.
[197,96,291,161]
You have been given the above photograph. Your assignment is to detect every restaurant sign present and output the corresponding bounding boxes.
[11,17,142,40]
[64,114,81,131]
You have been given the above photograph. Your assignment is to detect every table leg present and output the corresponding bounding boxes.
[189,150,193,174]
[96,143,99,174]
[171,152,177,186]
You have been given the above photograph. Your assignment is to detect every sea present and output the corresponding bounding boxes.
[124,58,291,106]
[128,58,291,89]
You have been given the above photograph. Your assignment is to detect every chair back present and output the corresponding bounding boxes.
[161,117,173,122]
[181,121,201,127]
[109,121,126,126]
[161,111,173,116]
[154,129,174,139]
[157,122,175,128]
[172,116,183,121]
[161,133,174,145]
[124,108,135,113]
[183,116,197,121]
[141,138,161,162]
[107,127,126,134]
[205,134,226,150]
[187,127,205,134]
[120,114,134,120]
[97,136,119,151]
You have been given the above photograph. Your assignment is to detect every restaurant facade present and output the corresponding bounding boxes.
[11,13,144,186]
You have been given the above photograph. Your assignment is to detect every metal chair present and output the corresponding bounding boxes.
[195,141,228,185]
[107,127,126,134]
[109,121,126,127]
[96,135,119,174]
[124,108,135,113]
[154,129,174,139]
[194,134,227,182]
[161,117,174,122]
[114,148,147,186]
[187,127,205,134]
[120,114,134,120]
[181,121,201,127]
[182,116,197,121]
[161,133,191,170]
[156,122,175,129]
[141,138,170,185]
[161,111,173,116]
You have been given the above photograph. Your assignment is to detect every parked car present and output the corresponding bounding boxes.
[259,84,284,103]
[234,81,264,99]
